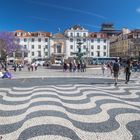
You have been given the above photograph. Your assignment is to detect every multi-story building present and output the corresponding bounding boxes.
[64,25,110,59]
[129,29,140,59]
[14,30,51,62]
[14,25,110,63]
[110,28,140,59]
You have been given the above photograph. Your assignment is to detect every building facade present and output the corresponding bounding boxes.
[14,25,110,63]
[110,28,140,59]
[14,30,51,62]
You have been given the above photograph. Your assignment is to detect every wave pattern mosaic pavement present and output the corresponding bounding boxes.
[0,84,140,140]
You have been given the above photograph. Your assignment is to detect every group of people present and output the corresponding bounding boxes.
[12,63,23,72]
[101,59,132,86]
[63,61,86,72]
[27,63,38,72]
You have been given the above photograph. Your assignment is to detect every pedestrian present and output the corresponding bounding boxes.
[35,63,38,71]
[101,63,105,75]
[73,62,76,72]
[83,62,86,72]
[69,61,72,72]
[113,59,120,86]
[124,59,131,84]
[63,62,67,72]
[27,63,31,72]
[18,64,22,71]
[31,63,34,71]
[0,69,3,78]
[13,63,17,72]
[77,62,80,72]
[2,70,12,79]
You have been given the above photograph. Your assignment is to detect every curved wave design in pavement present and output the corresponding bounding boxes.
[0,84,140,140]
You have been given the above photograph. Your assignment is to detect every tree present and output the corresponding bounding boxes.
[0,32,19,70]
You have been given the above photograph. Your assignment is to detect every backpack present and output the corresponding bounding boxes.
[113,62,119,71]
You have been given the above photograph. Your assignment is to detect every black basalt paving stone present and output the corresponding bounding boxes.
[18,124,81,140]
[0,108,140,135]
[126,120,140,140]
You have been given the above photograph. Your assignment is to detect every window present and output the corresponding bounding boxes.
[104,45,106,50]
[70,33,73,37]
[104,39,106,43]
[77,33,80,37]
[38,38,41,42]
[77,39,81,42]
[91,45,94,49]
[91,39,94,43]
[45,38,48,42]
[70,45,73,49]
[24,38,27,42]
[70,52,73,55]
[32,45,34,49]
[104,52,106,56]
[38,51,41,57]
[32,38,34,42]
[32,52,34,56]
[45,52,48,56]
[97,39,100,43]
[70,38,73,42]
[97,45,100,49]
[83,33,86,37]
[45,45,48,49]
[97,51,100,57]
[83,39,86,42]
[38,45,41,49]
[91,52,94,56]
[83,45,86,49]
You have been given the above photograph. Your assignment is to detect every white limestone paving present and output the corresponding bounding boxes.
[0,84,140,140]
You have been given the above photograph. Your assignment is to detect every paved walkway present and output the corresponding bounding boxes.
[0,83,140,140]
[0,67,140,140]
[7,66,140,80]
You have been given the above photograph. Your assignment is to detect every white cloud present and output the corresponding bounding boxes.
[25,0,107,19]
[82,23,100,29]
[136,8,140,13]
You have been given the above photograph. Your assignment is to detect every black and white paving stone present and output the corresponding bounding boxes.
[0,80,140,140]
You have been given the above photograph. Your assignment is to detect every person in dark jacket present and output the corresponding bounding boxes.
[125,59,131,84]
[113,59,120,86]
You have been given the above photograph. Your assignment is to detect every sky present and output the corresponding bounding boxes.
[0,0,140,33]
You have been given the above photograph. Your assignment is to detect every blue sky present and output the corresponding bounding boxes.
[0,0,140,33]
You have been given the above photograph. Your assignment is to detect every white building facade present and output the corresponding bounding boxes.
[14,30,51,62]
[14,25,110,63]
[64,25,110,59]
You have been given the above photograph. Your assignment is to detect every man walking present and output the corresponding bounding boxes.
[125,59,131,84]
[113,59,120,86]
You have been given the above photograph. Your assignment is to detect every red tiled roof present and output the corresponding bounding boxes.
[89,32,108,38]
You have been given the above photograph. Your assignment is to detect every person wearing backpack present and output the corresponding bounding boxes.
[113,59,120,86]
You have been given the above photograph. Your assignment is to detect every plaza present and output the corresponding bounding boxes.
[0,67,140,140]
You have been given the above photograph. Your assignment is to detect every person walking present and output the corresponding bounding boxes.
[101,63,105,76]
[34,63,38,71]
[125,59,131,84]
[113,59,120,86]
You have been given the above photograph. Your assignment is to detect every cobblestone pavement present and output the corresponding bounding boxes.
[8,66,140,80]
[0,81,140,140]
